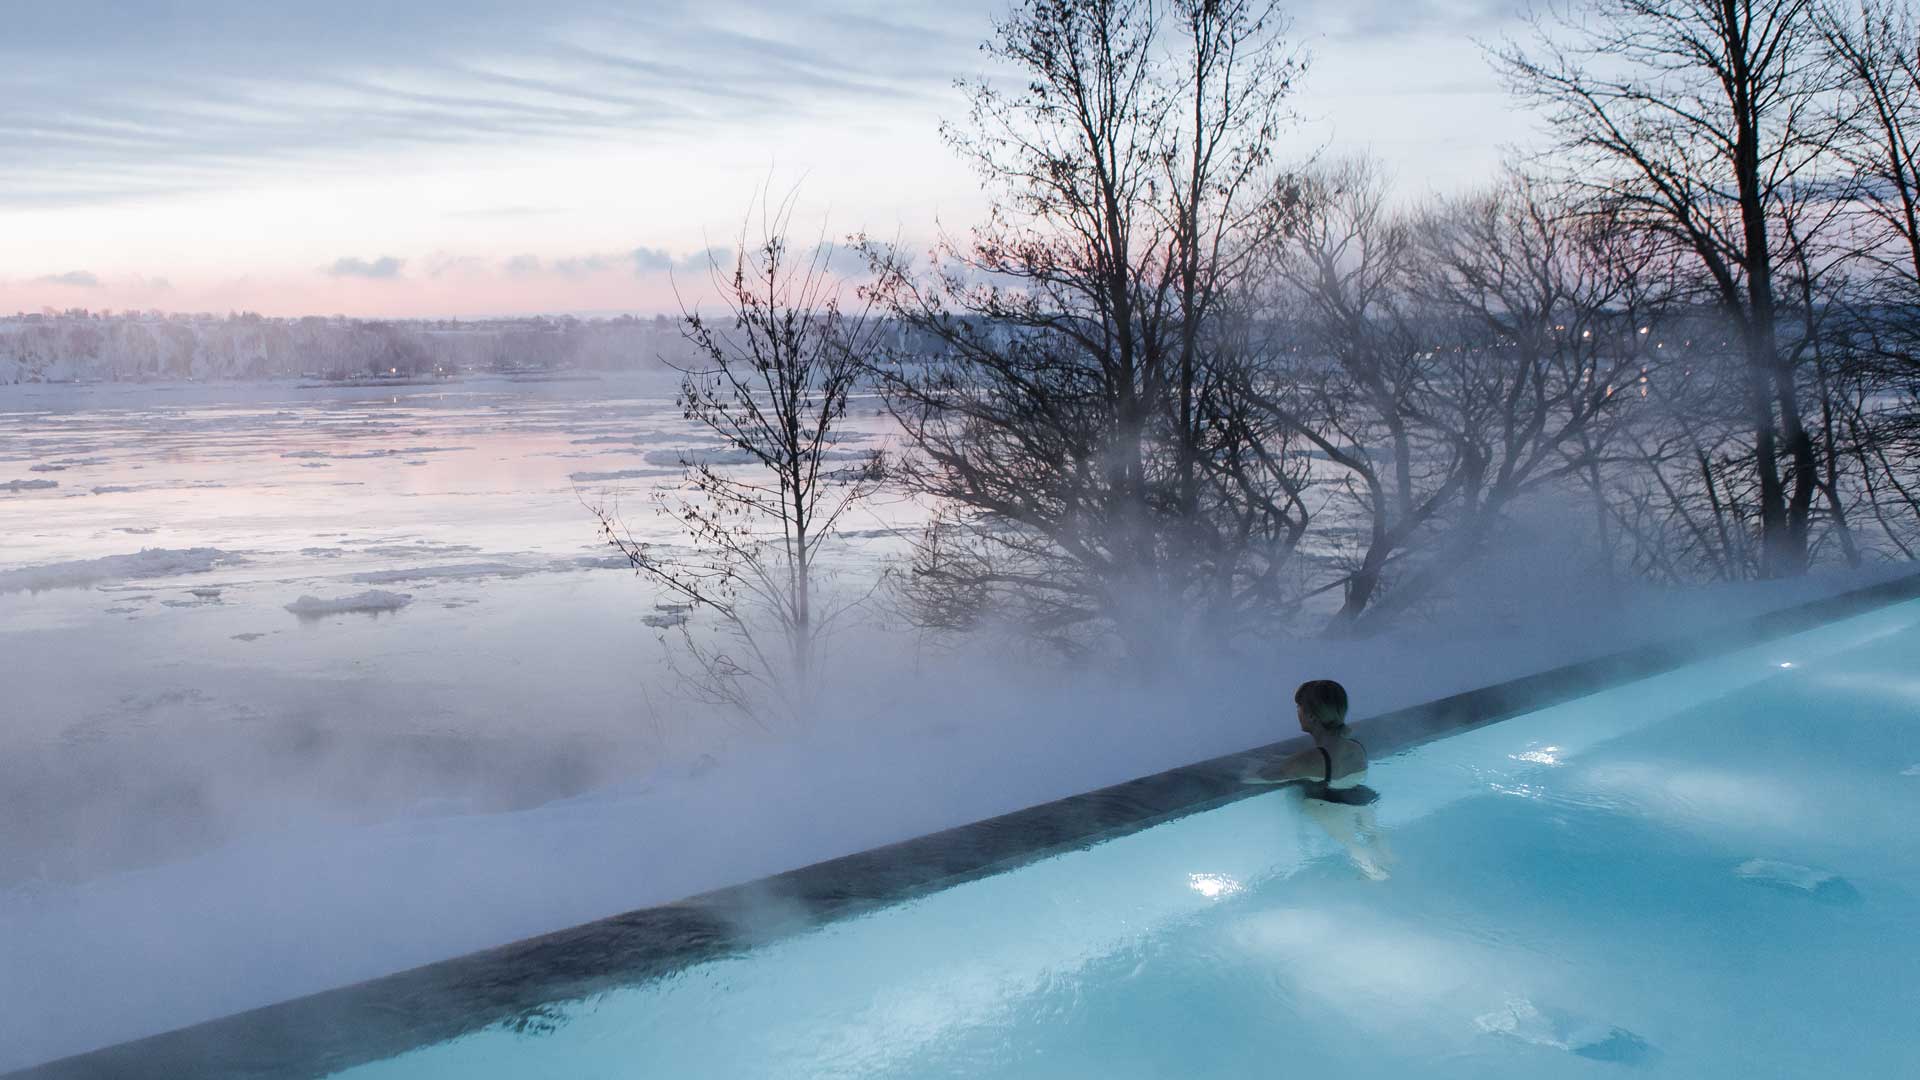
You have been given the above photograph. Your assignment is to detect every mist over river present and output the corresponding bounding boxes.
[0,374,909,885]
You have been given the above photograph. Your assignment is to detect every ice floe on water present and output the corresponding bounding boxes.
[349,563,527,584]
[3,478,58,492]
[568,433,690,446]
[0,547,235,594]
[568,553,634,570]
[284,445,470,461]
[283,590,413,617]
[568,468,676,482]
[640,446,874,468]
[356,542,480,559]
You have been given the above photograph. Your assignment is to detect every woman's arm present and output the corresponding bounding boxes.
[1241,748,1326,785]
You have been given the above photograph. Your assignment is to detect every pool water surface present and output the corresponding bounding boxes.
[322,599,1920,1079]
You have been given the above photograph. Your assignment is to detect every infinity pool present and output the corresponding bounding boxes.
[309,598,1920,1079]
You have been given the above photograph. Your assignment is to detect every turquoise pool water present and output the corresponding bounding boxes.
[333,601,1920,1079]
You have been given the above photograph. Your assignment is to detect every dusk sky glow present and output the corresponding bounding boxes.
[1,0,1528,317]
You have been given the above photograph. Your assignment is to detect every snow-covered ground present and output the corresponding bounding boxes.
[0,375,1910,1071]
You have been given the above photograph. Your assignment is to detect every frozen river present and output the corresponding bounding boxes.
[0,374,906,887]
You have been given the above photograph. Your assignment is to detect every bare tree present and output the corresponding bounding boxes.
[1258,163,1673,629]
[862,0,1308,657]
[591,193,882,723]
[1255,159,1433,627]
[1815,0,1920,552]
[1494,0,1839,578]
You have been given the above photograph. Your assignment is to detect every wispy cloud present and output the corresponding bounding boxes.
[327,256,405,279]
[502,254,545,279]
[1295,0,1521,41]
[629,247,732,276]
[499,247,732,281]
[33,271,101,287]
[0,1,978,207]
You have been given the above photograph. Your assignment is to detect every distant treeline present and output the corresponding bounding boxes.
[0,311,702,384]
[0,310,947,385]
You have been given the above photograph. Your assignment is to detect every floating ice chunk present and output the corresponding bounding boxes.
[1735,858,1860,902]
[189,587,222,599]
[1901,764,1920,777]
[569,433,688,446]
[569,468,673,482]
[2,478,58,492]
[349,563,524,584]
[0,547,233,593]
[643,447,872,468]
[325,446,468,460]
[283,590,413,616]
[642,611,689,628]
[569,554,633,570]
[1476,999,1654,1065]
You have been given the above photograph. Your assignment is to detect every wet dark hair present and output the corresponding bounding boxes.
[1294,679,1349,730]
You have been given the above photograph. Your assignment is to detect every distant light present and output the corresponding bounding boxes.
[1779,662,1794,668]
[1581,330,1591,339]
[1639,327,1650,334]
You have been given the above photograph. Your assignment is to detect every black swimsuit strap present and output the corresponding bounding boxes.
[1317,745,1333,784]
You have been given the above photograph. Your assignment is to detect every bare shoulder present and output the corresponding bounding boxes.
[1332,736,1368,776]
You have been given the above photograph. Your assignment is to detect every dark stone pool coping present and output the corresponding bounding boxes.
[14,571,1920,1080]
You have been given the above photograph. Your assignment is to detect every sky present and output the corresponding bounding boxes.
[0,0,1530,318]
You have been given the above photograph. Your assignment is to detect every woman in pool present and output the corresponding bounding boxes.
[1244,679,1391,879]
